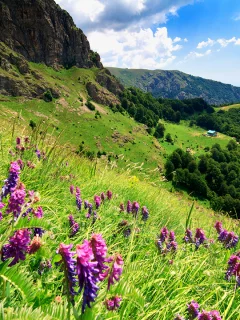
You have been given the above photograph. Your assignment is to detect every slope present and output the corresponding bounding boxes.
[108,67,240,105]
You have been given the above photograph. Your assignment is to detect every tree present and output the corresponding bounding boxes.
[165,160,175,180]
[154,123,165,139]
[165,133,173,143]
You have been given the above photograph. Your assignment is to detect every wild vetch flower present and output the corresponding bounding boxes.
[76,240,99,313]
[210,310,222,320]
[34,206,43,218]
[0,202,5,220]
[68,215,79,237]
[141,206,149,221]
[198,311,212,320]
[101,192,106,201]
[1,161,21,199]
[92,211,98,224]
[107,254,124,290]
[169,231,176,242]
[168,241,178,252]
[76,187,82,210]
[120,203,125,212]
[224,232,239,249]
[57,243,77,303]
[90,234,109,280]
[35,149,41,159]
[94,195,101,209]
[17,159,24,169]
[7,183,26,219]
[88,203,93,215]
[34,227,44,237]
[105,295,122,311]
[16,137,21,145]
[225,253,240,282]
[132,201,139,217]
[183,228,193,243]
[27,161,35,169]
[106,190,113,200]
[187,300,200,319]
[127,200,132,213]
[195,228,207,249]
[70,185,74,194]
[1,229,31,266]
[160,227,169,242]
[214,221,223,234]
[84,200,89,209]
[28,235,41,254]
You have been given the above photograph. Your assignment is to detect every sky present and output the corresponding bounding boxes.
[55,0,240,86]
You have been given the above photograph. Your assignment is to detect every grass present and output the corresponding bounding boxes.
[0,124,239,319]
[215,104,240,111]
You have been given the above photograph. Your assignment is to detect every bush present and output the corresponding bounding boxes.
[29,120,36,130]
[86,99,95,111]
[43,90,53,102]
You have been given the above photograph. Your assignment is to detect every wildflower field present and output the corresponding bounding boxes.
[0,125,239,320]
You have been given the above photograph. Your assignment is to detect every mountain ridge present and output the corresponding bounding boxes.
[108,67,240,105]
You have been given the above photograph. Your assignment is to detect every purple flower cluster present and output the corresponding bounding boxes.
[76,187,82,210]
[57,243,77,303]
[1,229,31,266]
[214,221,239,249]
[176,301,222,320]
[156,227,178,254]
[6,183,26,219]
[183,228,208,249]
[105,295,122,311]
[0,202,5,220]
[1,161,21,199]
[58,234,123,313]
[68,214,79,237]
[120,200,149,221]
[225,252,240,286]
[34,206,44,218]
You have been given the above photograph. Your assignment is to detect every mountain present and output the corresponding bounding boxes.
[0,0,102,69]
[108,67,240,105]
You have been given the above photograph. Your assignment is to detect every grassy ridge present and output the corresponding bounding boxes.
[0,125,239,319]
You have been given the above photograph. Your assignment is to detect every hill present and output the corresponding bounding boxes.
[108,67,240,105]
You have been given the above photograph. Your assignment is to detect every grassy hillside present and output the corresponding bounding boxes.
[0,125,239,319]
[108,67,240,105]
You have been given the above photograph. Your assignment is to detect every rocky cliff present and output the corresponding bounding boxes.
[0,0,102,69]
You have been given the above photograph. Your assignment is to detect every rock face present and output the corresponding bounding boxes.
[0,0,102,69]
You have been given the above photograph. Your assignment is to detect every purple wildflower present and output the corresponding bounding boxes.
[214,221,223,234]
[218,229,228,242]
[17,159,24,170]
[0,202,5,220]
[76,187,82,210]
[160,227,169,242]
[225,253,240,282]
[1,229,31,266]
[57,243,77,303]
[210,310,222,320]
[90,234,109,280]
[84,200,89,209]
[120,203,125,212]
[198,311,212,320]
[126,200,132,213]
[106,190,113,200]
[195,228,207,249]
[92,211,98,224]
[187,300,200,319]
[141,206,149,221]
[101,192,106,201]
[105,295,122,311]
[16,137,21,145]
[183,228,193,243]
[94,195,101,209]
[1,161,21,199]
[218,229,239,249]
[34,228,44,237]
[7,183,26,219]
[35,149,41,159]
[68,215,79,237]
[76,240,99,313]
[70,185,74,194]
[132,201,140,217]
[107,254,124,290]
[169,231,176,242]
[168,241,178,252]
[88,203,93,215]
[28,235,41,254]
[34,206,44,218]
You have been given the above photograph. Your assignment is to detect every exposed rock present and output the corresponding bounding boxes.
[86,82,120,105]
[0,0,102,69]
[96,69,124,96]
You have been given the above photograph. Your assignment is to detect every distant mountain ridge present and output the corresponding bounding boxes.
[108,67,240,105]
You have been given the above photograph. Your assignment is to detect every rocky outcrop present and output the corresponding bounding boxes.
[96,69,124,96]
[0,0,102,69]
[86,82,120,106]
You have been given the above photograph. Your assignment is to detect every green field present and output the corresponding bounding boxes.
[216,103,240,111]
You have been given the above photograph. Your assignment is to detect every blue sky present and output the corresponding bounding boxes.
[55,0,240,86]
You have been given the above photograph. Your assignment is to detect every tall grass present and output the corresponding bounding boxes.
[0,125,239,320]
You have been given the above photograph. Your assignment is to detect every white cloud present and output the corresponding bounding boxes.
[217,37,236,47]
[197,38,215,49]
[55,0,194,32]
[184,38,188,42]
[185,49,211,60]
[88,27,182,69]
[233,13,240,21]
[173,37,182,43]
